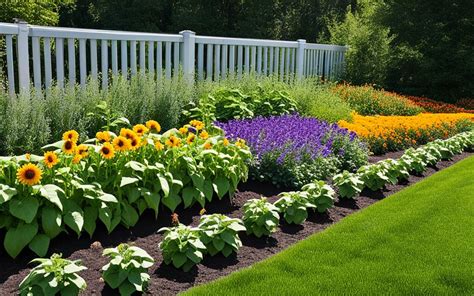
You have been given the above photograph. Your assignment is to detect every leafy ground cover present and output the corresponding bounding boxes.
[332,84,423,116]
[339,113,474,154]
[185,155,474,295]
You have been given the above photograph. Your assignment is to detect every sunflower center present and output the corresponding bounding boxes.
[25,169,36,179]
[48,156,53,162]
[132,139,137,146]
[118,140,124,147]
[102,147,110,154]
[65,141,72,149]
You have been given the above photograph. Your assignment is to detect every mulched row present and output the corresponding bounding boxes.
[0,152,472,296]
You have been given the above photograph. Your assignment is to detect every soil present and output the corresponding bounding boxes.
[0,152,472,296]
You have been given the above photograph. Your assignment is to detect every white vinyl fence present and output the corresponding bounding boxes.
[0,21,347,95]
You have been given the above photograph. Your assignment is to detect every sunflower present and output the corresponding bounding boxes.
[199,130,209,140]
[179,127,188,135]
[129,135,141,150]
[186,133,196,144]
[146,120,161,133]
[190,120,205,130]
[133,124,149,136]
[72,154,82,164]
[100,142,115,159]
[203,142,213,150]
[76,144,89,157]
[113,136,132,151]
[165,135,181,148]
[43,151,59,168]
[63,130,79,143]
[120,128,137,140]
[62,140,77,155]
[223,138,230,146]
[155,141,164,151]
[96,131,111,143]
[17,163,42,186]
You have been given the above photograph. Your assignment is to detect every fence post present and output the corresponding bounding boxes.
[296,39,306,80]
[180,30,196,82]
[16,19,30,93]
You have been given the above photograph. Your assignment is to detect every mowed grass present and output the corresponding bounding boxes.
[184,156,474,295]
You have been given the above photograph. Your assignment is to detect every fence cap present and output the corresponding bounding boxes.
[297,39,306,43]
[179,30,196,35]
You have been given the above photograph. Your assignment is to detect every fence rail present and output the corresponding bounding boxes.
[0,21,347,95]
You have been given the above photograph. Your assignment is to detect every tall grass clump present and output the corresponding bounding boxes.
[0,72,194,155]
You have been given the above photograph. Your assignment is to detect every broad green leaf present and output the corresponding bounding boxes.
[9,195,39,223]
[83,206,98,238]
[182,187,196,208]
[4,222,38,258]
[143,190,160,217]
[28,234,50,257]
[42,207,62,238]
[162,192,182,212]
[213,176,230,199]
[99,202,113,233]
[0,184,17,204]
[172,252,187,268]
[120,177,139,188]
[39,184,65,211]
[158,175,170,197]
[64,209,84,236]
[121,203,139,228]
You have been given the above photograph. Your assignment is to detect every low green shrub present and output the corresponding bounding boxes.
[274,191,315,225]
[357,164,389,191]
[332,84,423,116]
[301,180,335,212]
[198,214,246,257]
[332,171,364,199]
[102,243,154,295]
[0,74,194,155]
[242,198,280,238]
[158,223,206,271]
[182,86,297,125]
[19,253,87,296]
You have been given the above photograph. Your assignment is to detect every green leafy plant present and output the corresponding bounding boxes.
[332,171,364,199]
[0,120,251,258]
[301,180,335,212]
[401,149,427,174]
[198,213,246,257]
[18,253,87,296]
[102,243,154,295]
[357,164,389,191]
[158,223,206,271]
[378,159,410,183]
[182,86,298,125]
[242,197,280,237]
[274,191,315,224]
[87,100,130,131]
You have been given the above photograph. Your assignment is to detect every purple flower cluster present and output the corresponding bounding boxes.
[216,114,358,164]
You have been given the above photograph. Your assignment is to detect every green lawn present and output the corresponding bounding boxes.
[184,156,474,295]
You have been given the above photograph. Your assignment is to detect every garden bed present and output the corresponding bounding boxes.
[0,152,472,295]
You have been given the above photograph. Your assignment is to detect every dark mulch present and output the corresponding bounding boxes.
[0,152,472,296]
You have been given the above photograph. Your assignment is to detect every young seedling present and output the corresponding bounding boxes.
[301,180,335,212]
[19,253,87,296]
[198,213,246,257]
[242,197,280,237]
[274,191,315,224]
[102,243,154,296]
[332,171,364,199]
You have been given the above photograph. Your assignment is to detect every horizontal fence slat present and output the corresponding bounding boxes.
[0,22,347,93]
